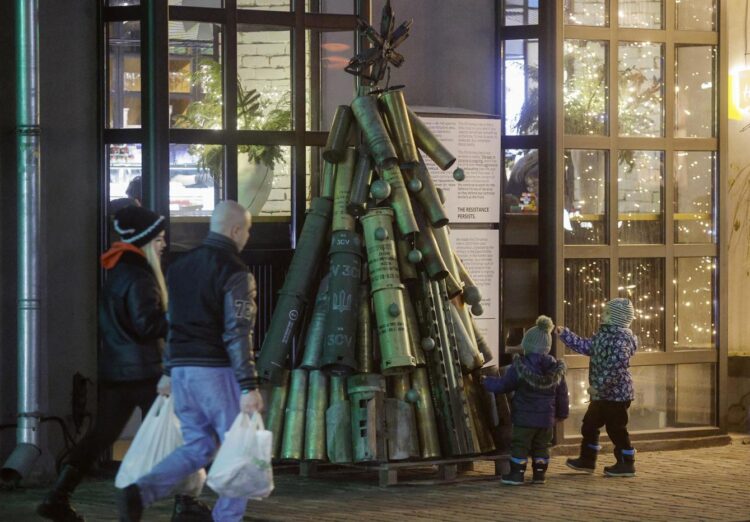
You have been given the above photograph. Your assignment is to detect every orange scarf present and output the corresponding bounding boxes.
[101,242,145,269]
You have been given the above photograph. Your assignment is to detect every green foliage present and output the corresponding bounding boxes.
[173,59,291,177]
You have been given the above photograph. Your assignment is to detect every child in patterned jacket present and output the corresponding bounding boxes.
[554,298,638,477]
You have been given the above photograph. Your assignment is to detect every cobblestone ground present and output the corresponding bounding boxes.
[3,437,750,522]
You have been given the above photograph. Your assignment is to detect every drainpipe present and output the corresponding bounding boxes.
[1,0,42,483]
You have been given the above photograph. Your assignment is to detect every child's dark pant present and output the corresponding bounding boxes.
[510,426,553,460]
[580,400,632,450]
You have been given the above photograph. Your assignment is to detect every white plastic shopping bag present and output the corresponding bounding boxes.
[207,412,274,499]
[115,395,206,496]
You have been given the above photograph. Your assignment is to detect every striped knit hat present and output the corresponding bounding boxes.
[604,298,635,328]
[522,315,555,354]
[113,205,165,247]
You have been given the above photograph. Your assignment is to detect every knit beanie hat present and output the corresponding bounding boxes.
[113,205,166,247]
[522,315,555,355]
[603,298,635,328]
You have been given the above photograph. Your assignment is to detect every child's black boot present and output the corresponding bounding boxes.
[565,442,599,473]
[604,448,636,477]
[501,457,527,485]
[531,458,548,484]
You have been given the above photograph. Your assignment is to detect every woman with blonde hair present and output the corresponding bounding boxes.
[38,206,206,521]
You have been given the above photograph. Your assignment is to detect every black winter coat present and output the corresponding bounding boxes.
[99,251,167,382]
[483,353,569,429]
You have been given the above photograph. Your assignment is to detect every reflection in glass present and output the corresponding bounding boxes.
[618,150,664,244]
[564,149,608,244]
[504,149,539,245]
[674,151,715,243]
[503,258,539,350]
[108,0,139,5]
[169,144,221,251]
[240,0,289,10]
[170,0,222,6]
[564,0,607,26]
[619,0,663,29]
[564,259,609,349]
[567,364,716,431]
[504,40,539,136]
[564,40,609,136]
[306,29,356,132]
[107,22,141,128]
[108,144,142,215]
[238,26,292,131]
[674,257,715,349]
[618,42,664,137]
[305,0,354,14]
[675,46,716,138]
[168,22,223,129]
[237,146,292,218]
[504,0,539,25]
[676,0,716,31]
[619,258,665,352]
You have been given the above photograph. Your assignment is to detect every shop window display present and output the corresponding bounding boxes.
[674,257,716,350]
[564,0,608,27]
[503,149,539,245]
[617,150,664,244]
[618,42,664,138]
[618,0,663,30]
[567,364,715,431]
[676,0,716,31]
[674,151,715,243]
[564,149,608,244]
[618,257,665,352]
[564,39,609,136]
[675,45,717,138]
[564,258,609,353]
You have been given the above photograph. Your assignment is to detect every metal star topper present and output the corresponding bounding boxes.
[345,0,412,87]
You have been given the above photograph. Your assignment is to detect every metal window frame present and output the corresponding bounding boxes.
[101,0,366,253]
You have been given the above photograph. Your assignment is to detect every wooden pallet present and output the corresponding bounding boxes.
[366,454,509,487]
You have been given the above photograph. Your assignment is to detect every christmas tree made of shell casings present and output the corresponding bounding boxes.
[256,1,501,464]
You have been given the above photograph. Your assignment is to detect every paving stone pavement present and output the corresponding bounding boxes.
[3,438,750,522]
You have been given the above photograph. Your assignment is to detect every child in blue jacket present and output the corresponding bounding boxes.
[483,315,568,485]
[555,297,638,477]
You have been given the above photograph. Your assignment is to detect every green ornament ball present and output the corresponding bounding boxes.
[421,337,436,351]
[375,227,388,240]
[405,389,420,403]
[463,286,482,306]
[471,303,484,316]
[388,303,400,317]
[407,249,423,264]
[453,168,465,181]
[407,178,423,193]
[370,179,391,200]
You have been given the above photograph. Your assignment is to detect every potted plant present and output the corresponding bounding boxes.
[174,59,291,215]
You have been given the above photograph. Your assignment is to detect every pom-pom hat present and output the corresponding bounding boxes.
[522,315,555,355]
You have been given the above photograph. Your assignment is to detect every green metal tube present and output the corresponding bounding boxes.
[332,148,356,233]
[323,105,353,163]
[300,275,329,370]
[325,375,352,463]
[413,155,449,227]
[408,108,457,170]
[361,209,416,375]
[449,302,484,372]
[356,284,375,373]
[379,89,419,167]
[330,375,348,404]
[257,197,333,383]
[395,237,418,281]
[347,145,373,218]
[304,370,329,461]
[403,289,426,366]
[320,160,337,200]
[320,230,363,376]
[351,95,397,169]
[264,369,289,459]
[379,164,419,236]
[348,373,387,463]
[454,253,482,306]
[471,315,493,364]
[411,367,441,459]
[281,369,308,461]
[390,374,411,401]
[414,209,449,281]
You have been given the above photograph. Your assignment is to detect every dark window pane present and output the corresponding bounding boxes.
[107,22,141,129]
[306,29,356,132]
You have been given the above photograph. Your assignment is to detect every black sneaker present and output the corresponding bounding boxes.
[172,495,213,522]
[116,484,143,522]
[501,460,527,486]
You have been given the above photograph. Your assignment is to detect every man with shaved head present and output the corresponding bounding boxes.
[118,200,263,522]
